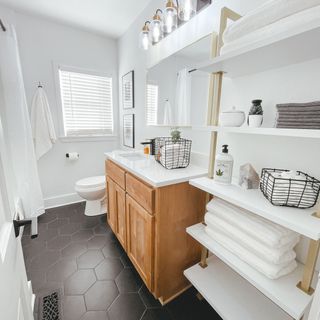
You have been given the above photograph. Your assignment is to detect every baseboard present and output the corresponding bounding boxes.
[44,193,82,209]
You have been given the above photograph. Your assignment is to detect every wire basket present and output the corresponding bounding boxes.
[154,137,192,169]
[260,168,320,209]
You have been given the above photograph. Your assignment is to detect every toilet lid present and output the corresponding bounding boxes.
[76,176,105,189]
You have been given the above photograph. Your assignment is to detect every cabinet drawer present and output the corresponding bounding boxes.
[126,173,155,213]
[106,160,125,189]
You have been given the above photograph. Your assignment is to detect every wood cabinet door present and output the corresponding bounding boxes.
[115,184,126,249]
[126,195,154,290]
[106,177,117,234]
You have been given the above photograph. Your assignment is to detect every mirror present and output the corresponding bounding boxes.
[146,35,212,127]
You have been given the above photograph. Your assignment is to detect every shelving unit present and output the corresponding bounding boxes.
[184,256,293,320]
[183,6,320,320]
[192,126,320,139]
[186,224,314,320]
[196,20,320,78]
[189,177,320,240]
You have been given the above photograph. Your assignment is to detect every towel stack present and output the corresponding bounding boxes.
[275,101,320,129]
[204,198,299,279]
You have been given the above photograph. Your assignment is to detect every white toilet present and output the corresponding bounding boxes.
[75,176,106,216]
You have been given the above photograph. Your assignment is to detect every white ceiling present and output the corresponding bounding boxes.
[0,0,151,38]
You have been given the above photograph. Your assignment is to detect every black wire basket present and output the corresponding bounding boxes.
[260,168,320,209]
[154,137,192,169]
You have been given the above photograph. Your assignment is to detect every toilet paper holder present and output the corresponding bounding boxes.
[66,152,79,159]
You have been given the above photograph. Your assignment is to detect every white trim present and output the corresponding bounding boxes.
[44,192,83,209]
[59,135,118,143]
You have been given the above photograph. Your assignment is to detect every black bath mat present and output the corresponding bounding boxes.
[38,289,62,320]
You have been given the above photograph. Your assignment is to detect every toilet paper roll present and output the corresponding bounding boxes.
[66,152,79,160]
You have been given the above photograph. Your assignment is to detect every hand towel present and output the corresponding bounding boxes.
[163,100,174,125]
[31,87,57,160]
[175,68,191,126]
[223,0,320,44]
[205,226,297,279]
[206,198,299,248]
[160,143,187,169]
[205,213,297,264]
[221,5,320,55]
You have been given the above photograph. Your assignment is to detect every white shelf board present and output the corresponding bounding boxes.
[187,223,314,320]
[192,126,320,139]
[184,256,292,320]
[196,20,320,78]
[189,177,320,240]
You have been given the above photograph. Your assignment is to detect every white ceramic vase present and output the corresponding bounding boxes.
[248,115,263,127]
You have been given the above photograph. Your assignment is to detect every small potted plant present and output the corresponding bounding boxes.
[248,99,263,127]
[170,127,181,143]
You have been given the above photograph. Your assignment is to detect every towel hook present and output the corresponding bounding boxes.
[38,82,43,88]
[0,19,6,32]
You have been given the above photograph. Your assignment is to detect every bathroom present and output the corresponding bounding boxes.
[0,0,320,319]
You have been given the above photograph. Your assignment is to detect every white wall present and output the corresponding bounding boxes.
[118,0,320,267]
[0,7,119,207]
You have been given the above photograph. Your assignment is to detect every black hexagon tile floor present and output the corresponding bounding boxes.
[22,202,221,320]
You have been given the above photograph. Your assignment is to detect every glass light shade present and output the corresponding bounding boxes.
[178,0,197,21]
[139,30,150,50]
[163,7,177,34]
[151,19,163,44]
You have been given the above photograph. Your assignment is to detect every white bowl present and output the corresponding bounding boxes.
[219,107,245,127]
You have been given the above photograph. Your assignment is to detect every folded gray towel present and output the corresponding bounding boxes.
[276,116,320,121]
[276,111,320,116]
[277,101,320,107]
[276,119,320,124]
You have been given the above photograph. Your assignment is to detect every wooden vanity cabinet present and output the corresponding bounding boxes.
[126,194,154,290]
[106,176,126,249]
[105,159,206,304]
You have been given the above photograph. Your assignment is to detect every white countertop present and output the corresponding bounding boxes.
[105,150,208,187]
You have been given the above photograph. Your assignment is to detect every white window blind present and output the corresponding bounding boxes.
[146,84,158,125]
[59,69,114,136]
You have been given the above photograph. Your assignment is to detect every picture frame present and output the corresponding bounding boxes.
[123,114,135,148]
[122,70,134,109]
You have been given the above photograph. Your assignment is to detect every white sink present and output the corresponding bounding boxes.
[119,153,146,161]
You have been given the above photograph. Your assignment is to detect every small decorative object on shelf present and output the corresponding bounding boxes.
[239,163,260,189]
[154,136,192,169]
[170,127,181,142]
[248,99,263,127]
[219,106,245,127]
[260,168,320,209]
[214,145,234,184]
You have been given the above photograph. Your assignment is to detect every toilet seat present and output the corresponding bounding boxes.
[76,176,105,189]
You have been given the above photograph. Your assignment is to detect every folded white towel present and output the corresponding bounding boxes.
[205,226,297,279]
[223,0,320,44]
[206,198,299,248]
[31,87,57,160]
[205,213,297,265]
[221,5,320,55]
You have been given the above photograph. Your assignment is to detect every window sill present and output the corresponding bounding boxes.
[59,135,118,143]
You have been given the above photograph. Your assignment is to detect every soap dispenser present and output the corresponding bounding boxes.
[214,145,234,184]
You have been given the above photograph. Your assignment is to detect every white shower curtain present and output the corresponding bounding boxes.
[0,24,44,229]
[175,68,191,126]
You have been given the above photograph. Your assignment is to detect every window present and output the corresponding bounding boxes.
[146,84,158,125]
[59,68,114,137]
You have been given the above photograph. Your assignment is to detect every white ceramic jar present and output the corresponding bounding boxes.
[219,107,245,127]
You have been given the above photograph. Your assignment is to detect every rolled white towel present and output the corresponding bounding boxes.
[205,226,297,280]
[205,213,297,265]
[223,0,320,44]
[160,144,187,169]
[206,198,299,248]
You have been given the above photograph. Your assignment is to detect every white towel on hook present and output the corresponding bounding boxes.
[175,68,191,126]
[31,87,57,160]
[163,100,173,125]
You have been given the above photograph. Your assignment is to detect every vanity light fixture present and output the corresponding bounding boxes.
[178,0,197,21]
[151,9,163,45]
[163,0,178,35]
[140,21,151,50]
